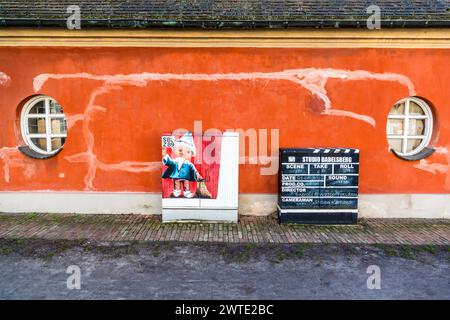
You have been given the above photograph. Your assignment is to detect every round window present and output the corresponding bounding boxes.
[20,95,67,156]
[386,97,433,158]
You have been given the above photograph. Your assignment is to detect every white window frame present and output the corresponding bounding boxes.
[386,97,433,157]
[20,95,67,155]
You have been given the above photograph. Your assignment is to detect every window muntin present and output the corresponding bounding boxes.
[386,97,433,157]
[21,95,67,155]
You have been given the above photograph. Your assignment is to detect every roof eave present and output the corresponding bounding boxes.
[1,18,450,29]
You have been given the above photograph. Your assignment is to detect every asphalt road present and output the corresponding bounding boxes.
[0,240,449,299]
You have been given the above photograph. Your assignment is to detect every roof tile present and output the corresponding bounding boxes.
[0,0,448,28]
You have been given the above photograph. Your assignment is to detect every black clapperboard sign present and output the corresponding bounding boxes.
[278,148,360,224]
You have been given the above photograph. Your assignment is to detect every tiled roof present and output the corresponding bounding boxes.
[0,0,449,28]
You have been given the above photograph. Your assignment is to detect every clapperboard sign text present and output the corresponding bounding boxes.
[278,148,360,224]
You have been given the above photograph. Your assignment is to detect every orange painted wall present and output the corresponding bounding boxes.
[0,47,449,193]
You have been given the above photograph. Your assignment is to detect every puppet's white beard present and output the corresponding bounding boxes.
[174,157,186,170]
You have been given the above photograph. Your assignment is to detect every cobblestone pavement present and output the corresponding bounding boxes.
[0,213,449,245]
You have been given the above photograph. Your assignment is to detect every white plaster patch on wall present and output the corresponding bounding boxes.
[414,146,450,190]
[59,83,161,190]
[66,114,85,130]
[34,68,417,127]
[0,147,17,182]
[0,71,10,86]
[434,146,448,155]
[33,68,417,190]
[0,147,37,183]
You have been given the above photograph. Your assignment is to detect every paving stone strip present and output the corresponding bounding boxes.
[0,213,449,245]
